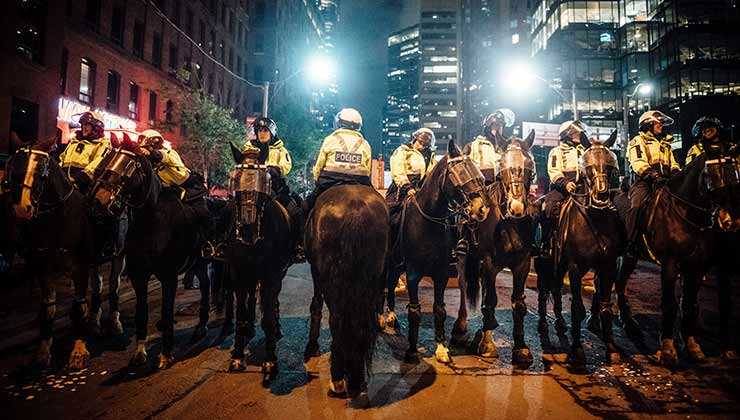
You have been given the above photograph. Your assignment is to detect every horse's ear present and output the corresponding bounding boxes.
[109,132,121,148]
[524,129,536,149]
[230,142,245,164]
[10,131,28,148]
[494,131,508,150]
[33,136,55,152]
[604,129,618,148]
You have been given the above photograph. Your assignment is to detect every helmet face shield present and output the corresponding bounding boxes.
[692,117,722,138]
[413,128,436,150]
[640,110,674,127]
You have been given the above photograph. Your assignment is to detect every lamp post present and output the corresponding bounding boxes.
[621,82,653,148]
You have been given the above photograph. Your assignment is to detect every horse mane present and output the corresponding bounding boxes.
[667,152,706,202]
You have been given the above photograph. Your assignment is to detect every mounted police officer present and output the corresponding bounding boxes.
[306,108,372,210]
[386,127,436,209]
[625,110,680,244]
[686,117,738,165]
[59,111,112,192]
[540,120,588,255]
[464,109,515,184]
[241,117,305,261]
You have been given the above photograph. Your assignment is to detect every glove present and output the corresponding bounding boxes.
[72,171,91,192]
[149,149,164,164]
[565,181,577,193]
[643,170,659,182]
[407,188,417,196]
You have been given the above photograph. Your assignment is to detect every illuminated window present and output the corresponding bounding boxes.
[79,58,96,104]
[512,33,520,44]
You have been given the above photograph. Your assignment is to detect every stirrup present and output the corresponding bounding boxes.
[454,239,468,258]
[200,241,216,259]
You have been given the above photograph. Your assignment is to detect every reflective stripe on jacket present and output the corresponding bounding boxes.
[312,129,371,181]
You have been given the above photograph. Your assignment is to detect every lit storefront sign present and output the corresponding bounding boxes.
[56,97,138,132]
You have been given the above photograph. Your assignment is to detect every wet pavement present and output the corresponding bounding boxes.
[0,262,738,419]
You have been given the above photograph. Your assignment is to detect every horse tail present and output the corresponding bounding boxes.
[323,198,385,376]
[464,249,481,309]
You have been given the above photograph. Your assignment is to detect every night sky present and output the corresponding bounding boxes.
[335,0,419,153]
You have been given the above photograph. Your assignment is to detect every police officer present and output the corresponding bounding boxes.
[686,117,738,165]
[386,127,436,209]
[59,112,113,192]
[242,117,304,261]
[465,109,515,184]
[540,120,588,254]
[307,108,372,209]
[625,110,680,243]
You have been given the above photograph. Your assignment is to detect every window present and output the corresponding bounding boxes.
[152,32,162,68]
[222,3,227,25]
[219,40,225,62]
[106,71,121,112]
[16,0,47,63]
[172,0,181,26]
[111,4,125,46]
[168,44,178,72]
[60,48,68,94]
[199,20,206,47]
[210,30,216,55]
[79,58,96,104]
[133,20,145,58]
[512,33,520,44]
[85,0,102,31]
[186,9,194,36]
[128,82,139,119]
[148,92,158,124]
[165,100,174,123]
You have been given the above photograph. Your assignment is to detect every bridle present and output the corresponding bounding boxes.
[91,148,151,216]
[496,144,535,220]
[228,163,273,245]
[6,148,73,218]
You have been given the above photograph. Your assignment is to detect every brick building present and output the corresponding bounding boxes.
[1,0,251,160]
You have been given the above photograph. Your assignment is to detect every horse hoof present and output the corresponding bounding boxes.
[404,350,421,364]
[512,347,533,367]
[262,361,278,374]
[130,349,148,366]
[555,317,568,334]
[158,353,175,369]
[275,325,283,340]
[304,341,321,361]
[537,318,549,333]
[606,344,621,364]
[621,316,642,337]
[434,344,451,364]
[478,331,498,358]
[221,321,234,336]
[568,346,586,366]
[721,350,739,361]
[87,319,102,337]
[685,337,705,362]
[350,388,370,409]
[190,324,208,342]
[108,312,124,336]
[386,311,399,328]
[377,314,386,330]
[586,315,601,335]
[68,340,90,370]
[327,379,348,399]
[452,319,467,337]
[229,358,246,372]
[34,340,53,368]
[657,339,678,367]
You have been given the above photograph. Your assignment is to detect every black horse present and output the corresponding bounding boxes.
[545,134,626,365]
[3,138,95,369]
[459,132,537,366]
[382,139,490,364]
[303,183,389,399]
[224,145,292,374]
[89,137,208,368]
[617,150,740,366]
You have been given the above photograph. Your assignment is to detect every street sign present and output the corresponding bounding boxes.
[523,121,560,147]
[246,116,257,140]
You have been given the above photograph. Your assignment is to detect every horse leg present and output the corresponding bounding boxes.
[535,256,550,333]
[596,263,620,364]
[567,266,587,366]
[260,276,280,374]
[35,271,56,367]
[432,270,451,364]
[304,268,323,360]
[452,254,468,342]
[680,268,705,362]
[273,278,283,340]
[383,266,401,329]
[657,262,679,367]
[107,254,125,335]
[616,255,641,336]
[586,275,601,335]
[552,264,568,334]
[404,272,423,363]
[229,287,249,371]
[69,262,91,370]
[511,258,533,367]
[157,274,178,369]
[192,261,210,342]
[129,274,149,365]
[717,268,737,360]
[87,265,104,337]
[327,311,348,398]
[478,256,498,358]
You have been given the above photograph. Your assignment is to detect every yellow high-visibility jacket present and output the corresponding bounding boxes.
[59,136,112,180]
[627,131,680,177]
[312,128,371,181]
[242,139,292,176]
[467,135,501,172]
[547,143,585,185]
[389,144,436,187]
[156,148,191,188]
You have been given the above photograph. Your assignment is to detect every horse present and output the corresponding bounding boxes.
[223,144,293,374]
[88,136,208,368]
[381,139,490,364]
[545,133,627,365]
[459,131,537,366]
[2,138,95,369]
[303,182,389,400]
[617,148,740,366]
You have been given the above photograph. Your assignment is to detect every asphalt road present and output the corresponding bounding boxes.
[0,262,739,419]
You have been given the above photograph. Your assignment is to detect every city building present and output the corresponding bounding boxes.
[1,0,251,158]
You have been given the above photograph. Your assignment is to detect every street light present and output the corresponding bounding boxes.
[260,54,336,117]
[502,61,578,120]
[621,82,653,147]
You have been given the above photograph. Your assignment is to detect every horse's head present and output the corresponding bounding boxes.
[442,139,490,222]
[90,132,155,216]
[5,137,56,220]
[699,150,740,232]
[580,131,619,209]
[227,147,273,244]
[496,130,536,219]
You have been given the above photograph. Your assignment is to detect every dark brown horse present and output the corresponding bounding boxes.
[458,132,537,366]
[382,139,490,364]
[304,184,388,400]
[3,138,95,369]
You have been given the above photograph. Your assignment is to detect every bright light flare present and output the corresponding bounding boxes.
[305,55,336,85]
[501,61,537,94]
[637,83,653,95]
